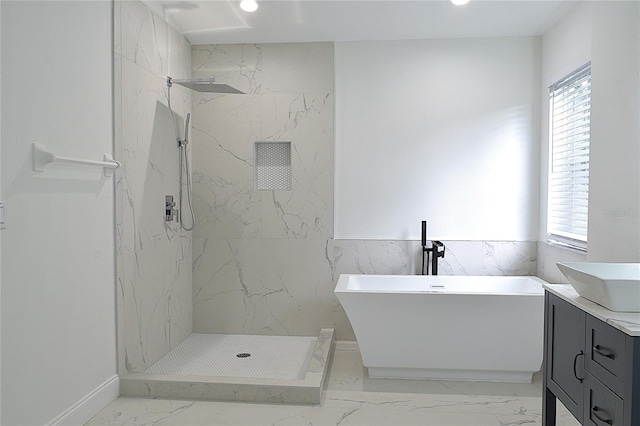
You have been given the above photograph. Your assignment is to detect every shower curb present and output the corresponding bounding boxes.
[119,328,334,404]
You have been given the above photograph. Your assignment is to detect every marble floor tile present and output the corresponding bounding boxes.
[87,342,581,426]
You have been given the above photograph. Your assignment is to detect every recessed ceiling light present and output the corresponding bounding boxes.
[450,0,470,5]
[240,0,258,12]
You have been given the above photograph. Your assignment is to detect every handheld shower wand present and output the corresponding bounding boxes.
[178,113,195,231]
[181,112,190,146]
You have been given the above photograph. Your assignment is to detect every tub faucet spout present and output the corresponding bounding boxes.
[431,240,445,275]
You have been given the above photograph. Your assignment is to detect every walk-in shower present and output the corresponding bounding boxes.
[166,76,244,230]
[117,76,335,404]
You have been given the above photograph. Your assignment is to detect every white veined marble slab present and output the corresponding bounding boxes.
[543,284,640,336]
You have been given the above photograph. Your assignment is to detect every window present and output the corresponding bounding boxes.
[547,63,591,250]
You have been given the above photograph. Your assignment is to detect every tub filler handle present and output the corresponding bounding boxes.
[573,350,584,383]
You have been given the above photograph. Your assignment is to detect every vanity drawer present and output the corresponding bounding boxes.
[585,372,624,426]
[586,315,625,396]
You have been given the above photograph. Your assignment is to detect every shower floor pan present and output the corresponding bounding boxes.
[120,328,334,404]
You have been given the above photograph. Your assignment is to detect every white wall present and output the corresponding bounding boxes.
[538,1,640,274]
[588,1,640,261]
[536,1,592,282]
[335,38,541,241]
[538,1,592,244]
[1,2,117,424]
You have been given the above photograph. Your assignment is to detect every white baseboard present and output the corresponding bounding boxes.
[47,375,119,426]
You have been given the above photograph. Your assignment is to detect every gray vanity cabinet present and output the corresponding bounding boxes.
[544,292,586,422]
[543,291,640,426]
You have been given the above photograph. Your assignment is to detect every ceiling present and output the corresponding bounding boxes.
[143,0,575,45]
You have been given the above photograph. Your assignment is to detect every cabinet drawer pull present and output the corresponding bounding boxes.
[573,350,584,382]
[593,345,616,360]
[591,406,613,425]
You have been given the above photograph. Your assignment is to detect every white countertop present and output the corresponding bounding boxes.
[543,284,640,337]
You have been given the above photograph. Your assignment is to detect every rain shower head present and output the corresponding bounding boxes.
[167,77,244,94]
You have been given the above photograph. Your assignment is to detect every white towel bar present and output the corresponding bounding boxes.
[32,143,120,177]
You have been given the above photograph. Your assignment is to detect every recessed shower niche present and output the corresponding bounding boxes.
[255,141,292,191]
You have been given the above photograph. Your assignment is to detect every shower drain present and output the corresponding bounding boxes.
[236,352,251,358]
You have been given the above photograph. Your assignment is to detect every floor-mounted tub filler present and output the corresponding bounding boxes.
[335,274,547,383]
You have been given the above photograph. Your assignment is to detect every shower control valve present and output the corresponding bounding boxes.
[165,195,177,222]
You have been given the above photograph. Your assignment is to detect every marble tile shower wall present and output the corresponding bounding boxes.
[191,43,337,336]
[190,43,537,341]
[114,0,193,374]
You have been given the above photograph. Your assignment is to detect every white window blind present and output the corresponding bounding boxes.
[548,63,591,249]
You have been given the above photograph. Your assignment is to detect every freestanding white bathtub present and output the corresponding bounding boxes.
[335,274,546,383]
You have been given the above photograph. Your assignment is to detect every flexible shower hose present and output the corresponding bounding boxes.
[167,86,195,231]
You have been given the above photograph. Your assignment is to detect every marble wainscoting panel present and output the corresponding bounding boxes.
[191,43,334,95]
[481,241,537,276]
[435,240,484,275]
[332,240,418,278]
[430,241,537,276]
[191,94,262,240]
[332,240,538,278]
[536,241,587,284]
[261,93,334,239]
[192,238,263,334]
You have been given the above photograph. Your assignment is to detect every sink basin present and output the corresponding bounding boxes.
[557,262,640,312]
